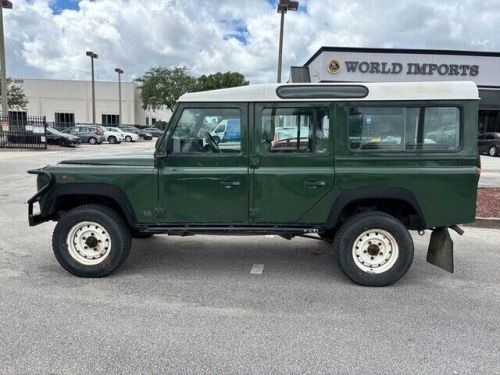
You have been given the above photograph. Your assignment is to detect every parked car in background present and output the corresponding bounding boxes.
[478,132,500,156]
[106,127,140,142]
[96,126,124,144]
[46,127,81,147]
[143,127,164,137]
[121,126,153,140]
[64,126,105,144]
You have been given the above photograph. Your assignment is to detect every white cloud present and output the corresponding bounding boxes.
[4,0,500,84]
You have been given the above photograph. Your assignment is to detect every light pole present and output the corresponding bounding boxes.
[0,0,12,118]
[86,51,98,125]
[115,68,123,126]
[276,0,298,83]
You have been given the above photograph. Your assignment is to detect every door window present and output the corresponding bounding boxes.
[260,107,329,153]
[171,108,241,153]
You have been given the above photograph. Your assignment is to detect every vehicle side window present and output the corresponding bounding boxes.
[171,108,241,154]
[260,107,329,154]
[348,107,419,151]
[423,107,460,150]
[348,106,460,152]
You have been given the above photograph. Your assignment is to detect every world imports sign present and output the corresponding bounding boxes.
[330,59,480,76]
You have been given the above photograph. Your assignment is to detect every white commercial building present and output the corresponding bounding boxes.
[11,78,171,127]
[290,47,500,133]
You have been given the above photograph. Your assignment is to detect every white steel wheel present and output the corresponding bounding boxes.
[352,229,399,274]
[489,146,497,157]
[66,221,112,266]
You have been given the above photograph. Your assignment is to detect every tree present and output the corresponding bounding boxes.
[135,67,250,112]
[135,66,197,112]
[0,78,29,111]
[196,72,249,91]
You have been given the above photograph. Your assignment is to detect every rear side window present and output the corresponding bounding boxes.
[260,107,330,154]
[348,106,460,151]
[423,107,460,150]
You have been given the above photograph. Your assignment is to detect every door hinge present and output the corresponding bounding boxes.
[249,208,260,219]
[153,208,166,218]
[249,157,260,169]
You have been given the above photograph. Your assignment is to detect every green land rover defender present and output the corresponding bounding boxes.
[28,81,480,286]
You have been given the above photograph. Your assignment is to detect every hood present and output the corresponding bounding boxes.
[58,153,154,167]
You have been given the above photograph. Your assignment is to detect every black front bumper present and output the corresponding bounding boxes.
[27,169,54,226]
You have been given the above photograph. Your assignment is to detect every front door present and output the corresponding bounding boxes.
[158,104,249,223]
[251,103,335,223]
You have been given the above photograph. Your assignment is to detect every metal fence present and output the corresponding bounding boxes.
[0,115,47,150]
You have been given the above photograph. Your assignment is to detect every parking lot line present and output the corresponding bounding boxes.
[250,264,265,274]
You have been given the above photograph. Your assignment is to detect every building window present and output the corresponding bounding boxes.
[8,111,27,124]
[55,113,75,128]
[146,117,149,126]
[102,114,119,126]
[152,118,156,125]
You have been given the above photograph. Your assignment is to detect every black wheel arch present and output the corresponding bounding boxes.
[43,183,138,229]
[326,187,426,230]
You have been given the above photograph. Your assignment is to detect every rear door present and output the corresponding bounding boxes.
[251,103,334,223]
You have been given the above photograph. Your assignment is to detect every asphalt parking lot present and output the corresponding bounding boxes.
[0,143,499,374]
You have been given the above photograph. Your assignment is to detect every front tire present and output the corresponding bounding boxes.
[489,146,497,157]
[109,136,117,144]
[52,204,131,277]
[125,135,132,142]
[88,137,97,145]
[333,211,414,286]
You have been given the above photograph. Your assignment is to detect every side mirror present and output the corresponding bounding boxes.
[166,133,174,155]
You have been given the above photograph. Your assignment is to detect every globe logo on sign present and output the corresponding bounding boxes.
[328,59,341,74]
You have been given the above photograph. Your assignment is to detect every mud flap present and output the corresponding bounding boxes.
[426,227,454,273]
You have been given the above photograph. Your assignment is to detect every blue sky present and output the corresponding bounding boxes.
[49,0,80,14]
[5,0,500,83]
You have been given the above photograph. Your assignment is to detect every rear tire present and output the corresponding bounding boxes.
[125,135,132,142]
[489,146,497,157]
[333,211,413,286]
[52,204,131,277]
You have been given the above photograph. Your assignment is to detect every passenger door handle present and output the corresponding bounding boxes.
[219,181,241,188]
[304,180,326,188]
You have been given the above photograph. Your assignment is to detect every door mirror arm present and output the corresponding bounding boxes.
[165,132,174,155]
[154,132,173,168]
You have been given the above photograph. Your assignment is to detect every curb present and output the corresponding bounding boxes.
[464,217,500,230]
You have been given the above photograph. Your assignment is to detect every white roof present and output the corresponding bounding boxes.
[179,81,479,102]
